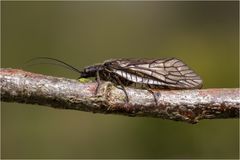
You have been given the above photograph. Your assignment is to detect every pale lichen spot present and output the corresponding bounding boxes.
[79,78,92,83]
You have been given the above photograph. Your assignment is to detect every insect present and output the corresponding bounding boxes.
[27,57,203,103]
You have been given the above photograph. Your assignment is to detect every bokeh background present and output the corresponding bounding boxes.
[1,1,239,159]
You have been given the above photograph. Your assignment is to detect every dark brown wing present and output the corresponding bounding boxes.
[107,58,203,89]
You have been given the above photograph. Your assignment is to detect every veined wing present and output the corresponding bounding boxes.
[109,58,203,89]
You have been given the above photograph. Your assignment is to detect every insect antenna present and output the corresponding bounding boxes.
[25,57,83,74]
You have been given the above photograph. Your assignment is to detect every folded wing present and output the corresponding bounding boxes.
[110,58,203,89]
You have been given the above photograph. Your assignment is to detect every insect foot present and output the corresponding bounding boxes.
[93,81,113,98]
[115,85,129,103]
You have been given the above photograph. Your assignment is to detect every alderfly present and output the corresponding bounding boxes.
[27,57,203,103]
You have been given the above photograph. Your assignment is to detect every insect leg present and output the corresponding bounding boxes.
[113,75,129,103]
[148,89,158,105]
[95,70,101,95]
[146,85,159,106]
[115,85,129,103]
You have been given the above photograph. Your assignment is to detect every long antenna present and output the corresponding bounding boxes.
[25,57,82,74]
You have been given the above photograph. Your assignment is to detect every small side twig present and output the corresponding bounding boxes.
[1,68,239,124]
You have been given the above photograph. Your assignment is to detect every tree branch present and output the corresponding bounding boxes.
[1,68,239,123]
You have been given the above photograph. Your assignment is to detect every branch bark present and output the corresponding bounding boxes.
[1,68,239,123]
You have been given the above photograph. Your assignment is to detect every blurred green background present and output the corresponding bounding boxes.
[1,1,239,159]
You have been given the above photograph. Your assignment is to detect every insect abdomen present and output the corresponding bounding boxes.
[113,69,202,89]
[113,69,162,85]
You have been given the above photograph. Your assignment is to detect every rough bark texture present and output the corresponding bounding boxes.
[1,68,239,123]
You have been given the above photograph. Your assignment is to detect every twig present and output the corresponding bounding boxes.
[1,68,239,124]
